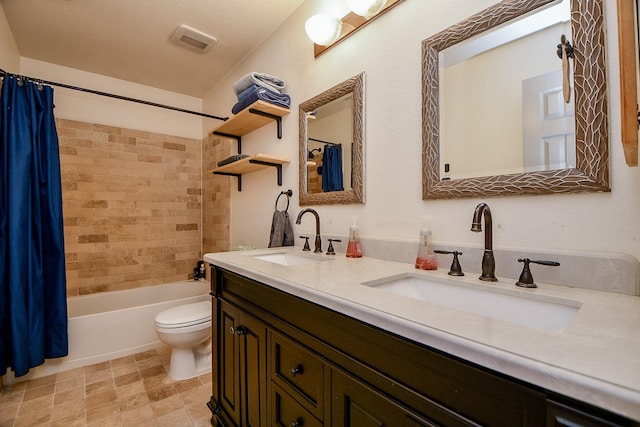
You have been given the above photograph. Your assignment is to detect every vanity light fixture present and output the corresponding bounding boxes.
[305,0,405,56]
[305,13,343,46]
[347,0,388,18]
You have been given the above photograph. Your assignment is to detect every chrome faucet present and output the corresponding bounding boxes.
[471,203,497,282]
[296,208,322,253]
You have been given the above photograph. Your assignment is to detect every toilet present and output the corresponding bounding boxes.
[154,300,212,380]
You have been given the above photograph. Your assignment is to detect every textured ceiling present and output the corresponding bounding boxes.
[1,0,304,97]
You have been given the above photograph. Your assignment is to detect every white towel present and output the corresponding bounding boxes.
[233,72,286,95]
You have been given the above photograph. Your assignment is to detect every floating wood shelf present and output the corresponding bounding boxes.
[211,154,290,191]
[209,101,289,152]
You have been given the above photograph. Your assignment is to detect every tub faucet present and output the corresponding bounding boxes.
[296,208,322,253]
[471,203,497,282]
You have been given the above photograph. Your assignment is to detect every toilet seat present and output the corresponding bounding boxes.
[155,300,211,329]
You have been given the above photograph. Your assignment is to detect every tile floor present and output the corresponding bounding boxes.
[0,346,213,426]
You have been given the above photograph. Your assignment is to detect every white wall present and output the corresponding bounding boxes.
[18,58,203,140]
[204,0,639,262]
[0,5,20,72]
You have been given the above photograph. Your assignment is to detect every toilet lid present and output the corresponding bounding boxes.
[155,301,211,328]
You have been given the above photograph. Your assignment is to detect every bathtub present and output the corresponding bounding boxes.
[16,280,210,381]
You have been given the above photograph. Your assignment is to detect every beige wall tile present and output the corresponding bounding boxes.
[58,119,209,297]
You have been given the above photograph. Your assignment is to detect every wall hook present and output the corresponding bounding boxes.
[556,34,574,59]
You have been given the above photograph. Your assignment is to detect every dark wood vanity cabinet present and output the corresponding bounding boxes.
[208,266,638,427]
[216,300,268,426]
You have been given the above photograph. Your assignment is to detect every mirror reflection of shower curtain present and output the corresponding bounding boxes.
[321,144,344,192]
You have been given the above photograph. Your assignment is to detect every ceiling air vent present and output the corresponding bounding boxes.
[170,25,217,53]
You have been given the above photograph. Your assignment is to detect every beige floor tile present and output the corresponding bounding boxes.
[173,376,201,393]
[55,375,85,392]
[0,387,25,407]
[86,400,119,424]
[109,355,136,367]
[50,398,86,421]
[147,383,177,403]
[0,402,19,425]
[198,373,212,384]
[25,374,57,389]
[51,413,87,427]
[23,383,55,401]
[136,355,163,371]
[150,393,184,418]
[84,361,111,374]
[85,368,113,385]
[112,363,138,378]
[86,389,117,411]
[13,406,51,427]
[87,413,121,426]
[114,371,141,388]
[55,366,85,382]
[139,364,166,379]
[18,393,53,415]
[143,373,172,393]
[54,385,85,405]
[155,407,193,427]
[118,392,149,412]
[119,404,155,427]
[115,380,146,400]
[86,378,115,396]
[133,350,156,362]
[180,384,210,407]
[186,399,212,421]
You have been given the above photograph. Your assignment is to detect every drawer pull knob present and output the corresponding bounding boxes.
[230,326,246,335]
[290,364,304,377]
[291,418,303,427]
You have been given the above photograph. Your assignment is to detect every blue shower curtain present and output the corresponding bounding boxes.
[0,75,68,377]
[321,144,344,192]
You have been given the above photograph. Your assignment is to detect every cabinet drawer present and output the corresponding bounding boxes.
[271,382,323,427]
[271,331,325,418]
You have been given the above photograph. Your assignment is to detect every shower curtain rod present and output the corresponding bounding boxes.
[0,68,228,122]
[309,137,341,146]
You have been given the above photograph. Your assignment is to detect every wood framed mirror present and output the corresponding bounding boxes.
[422,0,610,199]
[299,72,365,205]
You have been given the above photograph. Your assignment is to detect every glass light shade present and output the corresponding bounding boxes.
[305,13,342,46]
[347,0,387,18]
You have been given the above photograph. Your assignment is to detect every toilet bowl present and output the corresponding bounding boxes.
[154,300,212,380]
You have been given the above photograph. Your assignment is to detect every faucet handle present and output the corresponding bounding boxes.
[516,258,560,288]
[434,250,464,276]
[326,239,342,255]
[299,236,311,251]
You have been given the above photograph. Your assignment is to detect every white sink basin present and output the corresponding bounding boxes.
[362,274,581,332]
[250,252,330,266]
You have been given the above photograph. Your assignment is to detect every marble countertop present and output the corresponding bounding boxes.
[204,248,640,421]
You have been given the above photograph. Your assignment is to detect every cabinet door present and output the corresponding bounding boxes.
[240,312,267,427]
[220,301,241,424]
[331,369,438,427]
[218,301,267,427]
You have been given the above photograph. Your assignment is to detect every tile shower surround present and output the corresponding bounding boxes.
[57,119,230,297]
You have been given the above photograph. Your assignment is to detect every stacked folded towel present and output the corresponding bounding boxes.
[231,72,290,114]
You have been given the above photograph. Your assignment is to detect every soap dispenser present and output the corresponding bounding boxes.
[346,216,363,258]
[415,216,437,270]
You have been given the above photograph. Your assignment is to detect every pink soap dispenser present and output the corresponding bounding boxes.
[346,216,363,258]
[415,216,437,270]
